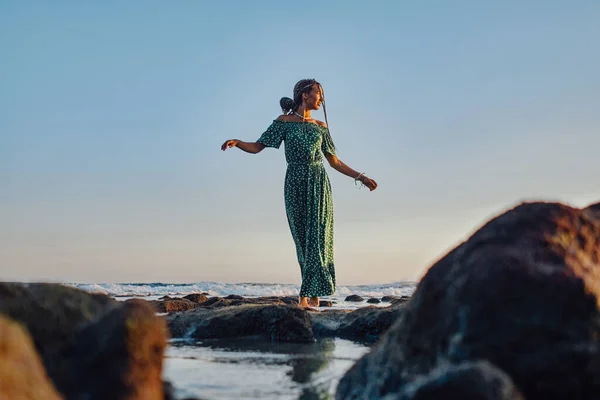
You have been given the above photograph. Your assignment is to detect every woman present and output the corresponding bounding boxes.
[221,79,377,309]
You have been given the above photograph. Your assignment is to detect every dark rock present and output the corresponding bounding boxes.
[182,293,209,303]
[367,298,381,304]
[345,295,364,302]
[337,201,600,400]
[149,298,197,313]
[397,361,524,400]
[584,202,600,213]
[0,282,117,362]
[200,297,225,307]
[280,296,300,305]
[390,296,412,307]
[163,380,177,400]
[319,300,333,307]
[312,303,406,343]
[158,295,172,300]
[60,299,167,399]
[167,304,314,343]
[381,295,411,303]
[0,315,63,399]
[233,296,286,306]
[193,296,288,309]
[225,294,245,300]
[0,283,170,400]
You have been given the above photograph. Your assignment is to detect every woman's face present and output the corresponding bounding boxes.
[303,84,323,110]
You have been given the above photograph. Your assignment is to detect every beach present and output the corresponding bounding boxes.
[73,281,416,399]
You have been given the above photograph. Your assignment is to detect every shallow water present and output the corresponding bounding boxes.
[164,337,371,400]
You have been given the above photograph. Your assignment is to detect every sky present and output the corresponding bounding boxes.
[1,1,599,285]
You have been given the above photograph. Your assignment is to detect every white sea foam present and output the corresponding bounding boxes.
[66,281,416,300]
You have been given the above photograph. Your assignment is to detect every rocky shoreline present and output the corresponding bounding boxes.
[2,200,600,399]
[0,281,407,399]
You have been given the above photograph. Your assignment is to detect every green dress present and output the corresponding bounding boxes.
[257,120,337,297]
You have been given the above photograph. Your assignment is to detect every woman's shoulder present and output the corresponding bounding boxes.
[274,115,327,128]
[276,114,295,122]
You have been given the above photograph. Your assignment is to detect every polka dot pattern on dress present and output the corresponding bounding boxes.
[256,120,337,297]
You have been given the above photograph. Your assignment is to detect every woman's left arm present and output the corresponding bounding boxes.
[325,153,378,191]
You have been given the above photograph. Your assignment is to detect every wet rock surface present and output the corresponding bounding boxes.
[182,293,208,303]
[345,295,365,302]
[162,294,407,344]
[167,304,315,343]
[149,298,198,313]
[396,361,524,400]
[312,303,408,343]
[337,201,600,400]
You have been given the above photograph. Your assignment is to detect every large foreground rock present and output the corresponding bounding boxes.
[60,299,168,399]
[167,304,314,343]
[337,201,600,399]
[0,282,117,358]
[396,361,524,400]
[0,315,63,399]
[0,283,169,399]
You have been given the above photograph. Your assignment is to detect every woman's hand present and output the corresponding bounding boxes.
[221,139,238,151]
[360,175,378,191]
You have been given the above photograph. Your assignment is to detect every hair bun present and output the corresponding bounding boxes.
[280,97,295,114]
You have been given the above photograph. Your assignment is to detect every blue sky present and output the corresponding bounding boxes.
[1,1,599,284]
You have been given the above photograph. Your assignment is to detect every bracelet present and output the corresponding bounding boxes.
[354,172,365,186]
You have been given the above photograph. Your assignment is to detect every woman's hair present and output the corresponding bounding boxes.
[280,79,318,114]
[280,78,335,152]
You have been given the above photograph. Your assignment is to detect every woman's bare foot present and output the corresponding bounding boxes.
[299,296,310,307]
[309,297,320,307]
[299,296,318,311]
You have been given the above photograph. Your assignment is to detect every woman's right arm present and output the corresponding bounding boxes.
[221,139,266,154]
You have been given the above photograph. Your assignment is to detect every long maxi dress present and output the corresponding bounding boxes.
[256,120,337,297]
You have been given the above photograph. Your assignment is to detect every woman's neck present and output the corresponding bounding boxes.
[295,106,312,120]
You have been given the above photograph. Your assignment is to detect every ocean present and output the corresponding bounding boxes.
[73,281,417,399]
[70,281,416,308]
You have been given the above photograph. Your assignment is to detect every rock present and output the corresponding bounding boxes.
[0,282,117,362]
[279,296,300,305]
[167,304,314,343]
[0,315,63,400]
[585,202,600,214]
[345,295,364,302]
[337,201,600,399]
[158,295,172,300]
[149,298,197,313]
[396,361,524,400]
[367,298,381,304]
[183,293,209,303]
[200,297,226,307]
[312,303,407,343]
[381,295,411,303]
[60,299,168,400]
[0,283,171,400]
[319,300,333,307]
[192,296,288,309]
[390,296,412,307]
[225,294,245,300]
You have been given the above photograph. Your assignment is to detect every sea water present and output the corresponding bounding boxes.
[73,281,416,399]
